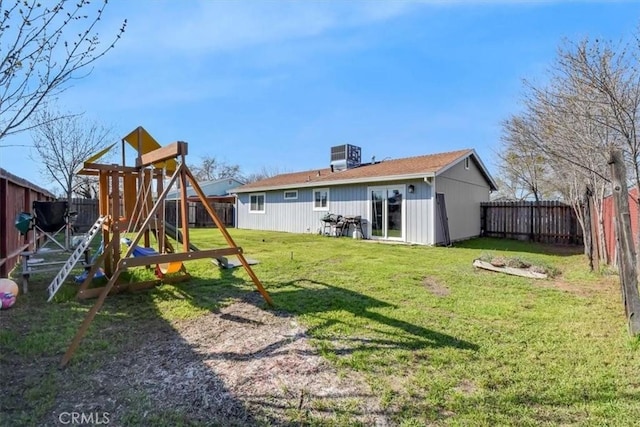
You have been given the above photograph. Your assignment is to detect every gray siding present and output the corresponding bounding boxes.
[237,187,368,235]
[237,179,433,244]
[238,189,326,234]
[435,158,491,242]
[404,179,433,245]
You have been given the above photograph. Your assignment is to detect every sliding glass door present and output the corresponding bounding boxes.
[369,186,405,241]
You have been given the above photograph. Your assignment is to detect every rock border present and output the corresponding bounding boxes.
[473,259,548,279]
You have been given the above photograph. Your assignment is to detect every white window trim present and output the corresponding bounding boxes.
[249,192,266,213]
[313,188,330,211]
[464,157,470,170]
[283,190,298,200]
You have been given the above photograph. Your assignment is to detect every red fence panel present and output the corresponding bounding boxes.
[602,188,639,265]
[0,168,55,277]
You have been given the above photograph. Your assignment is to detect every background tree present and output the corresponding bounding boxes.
[500,31,640,335]
[0,0,125,141]
[499,34,640,265]
[73,175,100,199]
[497,116,558,202]
[243,165,285,184]
[30,108,114,208]
[192,155,243,181]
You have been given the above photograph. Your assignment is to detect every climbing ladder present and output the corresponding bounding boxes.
[47,216,107,301]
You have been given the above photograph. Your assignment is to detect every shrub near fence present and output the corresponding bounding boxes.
[481,201,582,245]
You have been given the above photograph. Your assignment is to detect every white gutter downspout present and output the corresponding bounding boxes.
[234,193,239,229]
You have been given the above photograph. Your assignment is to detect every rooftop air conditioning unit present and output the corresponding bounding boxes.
[330,144,361,171]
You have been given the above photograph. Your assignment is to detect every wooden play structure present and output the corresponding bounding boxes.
[60,127,272,367]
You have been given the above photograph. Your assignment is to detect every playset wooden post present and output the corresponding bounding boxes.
[61,132,272,367]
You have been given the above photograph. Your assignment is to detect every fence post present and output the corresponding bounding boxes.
[609,149,640,336]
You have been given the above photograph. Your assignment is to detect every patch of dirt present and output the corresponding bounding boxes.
[454,379,477,395]
[48,293,386,426]
[423,276,450,297]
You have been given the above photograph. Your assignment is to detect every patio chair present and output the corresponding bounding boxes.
[32,201,72,251]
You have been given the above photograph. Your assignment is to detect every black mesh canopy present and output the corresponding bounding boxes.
[33,201,68,232]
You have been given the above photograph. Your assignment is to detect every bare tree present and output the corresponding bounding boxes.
[73,175,99,199]
[30,108,114,207]
[500,33,640,266]
[192,155,243,181]
[498,116,557,202]
[555,38,640,264]
[243,165,285,184]
[0,0,126,141]
[532,36,638,265]
[501,31,640,332]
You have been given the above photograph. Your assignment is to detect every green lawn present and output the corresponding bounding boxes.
[1,230,639,426]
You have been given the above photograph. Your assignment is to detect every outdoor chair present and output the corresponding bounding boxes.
[32,201,73,251]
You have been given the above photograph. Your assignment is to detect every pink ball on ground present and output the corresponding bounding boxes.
[0,278,19,296]
[0,292,16,309]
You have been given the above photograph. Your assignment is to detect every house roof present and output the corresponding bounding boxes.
[235,148,498,192]
[190,177,245,188]
[166,177,245,200]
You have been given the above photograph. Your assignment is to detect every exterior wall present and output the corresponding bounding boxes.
[237,179,433,244]
[238,188,338,234]
[435,158,491,242]
[403,179,433,245]
[237,185,372,235]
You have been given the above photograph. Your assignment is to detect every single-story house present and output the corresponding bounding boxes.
[233,147,497,245]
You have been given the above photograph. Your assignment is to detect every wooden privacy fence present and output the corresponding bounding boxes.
[0,168,55,277]
[481,201,582,245]
[164,200,235,228]
[71,198,235,231]
[71,198,99,233]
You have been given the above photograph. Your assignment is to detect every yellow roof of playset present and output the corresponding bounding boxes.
[82,126,178,173]
[122,126,178,173]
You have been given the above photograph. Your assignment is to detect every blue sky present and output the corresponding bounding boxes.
[0,0,638,193]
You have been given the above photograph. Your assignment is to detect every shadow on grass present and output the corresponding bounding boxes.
[265,278,478,354]
[3,250,476,426]
[0,269,263,427]
[455,237,583,257]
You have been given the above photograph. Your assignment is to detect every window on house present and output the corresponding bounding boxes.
[313,188,329,211]
[249,193,265,213]
[284,190,298,200]
[464,157,470,170]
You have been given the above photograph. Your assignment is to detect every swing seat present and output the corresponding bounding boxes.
[157,262,183,275]
[121,238,159,257]
[121,238,186,279]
